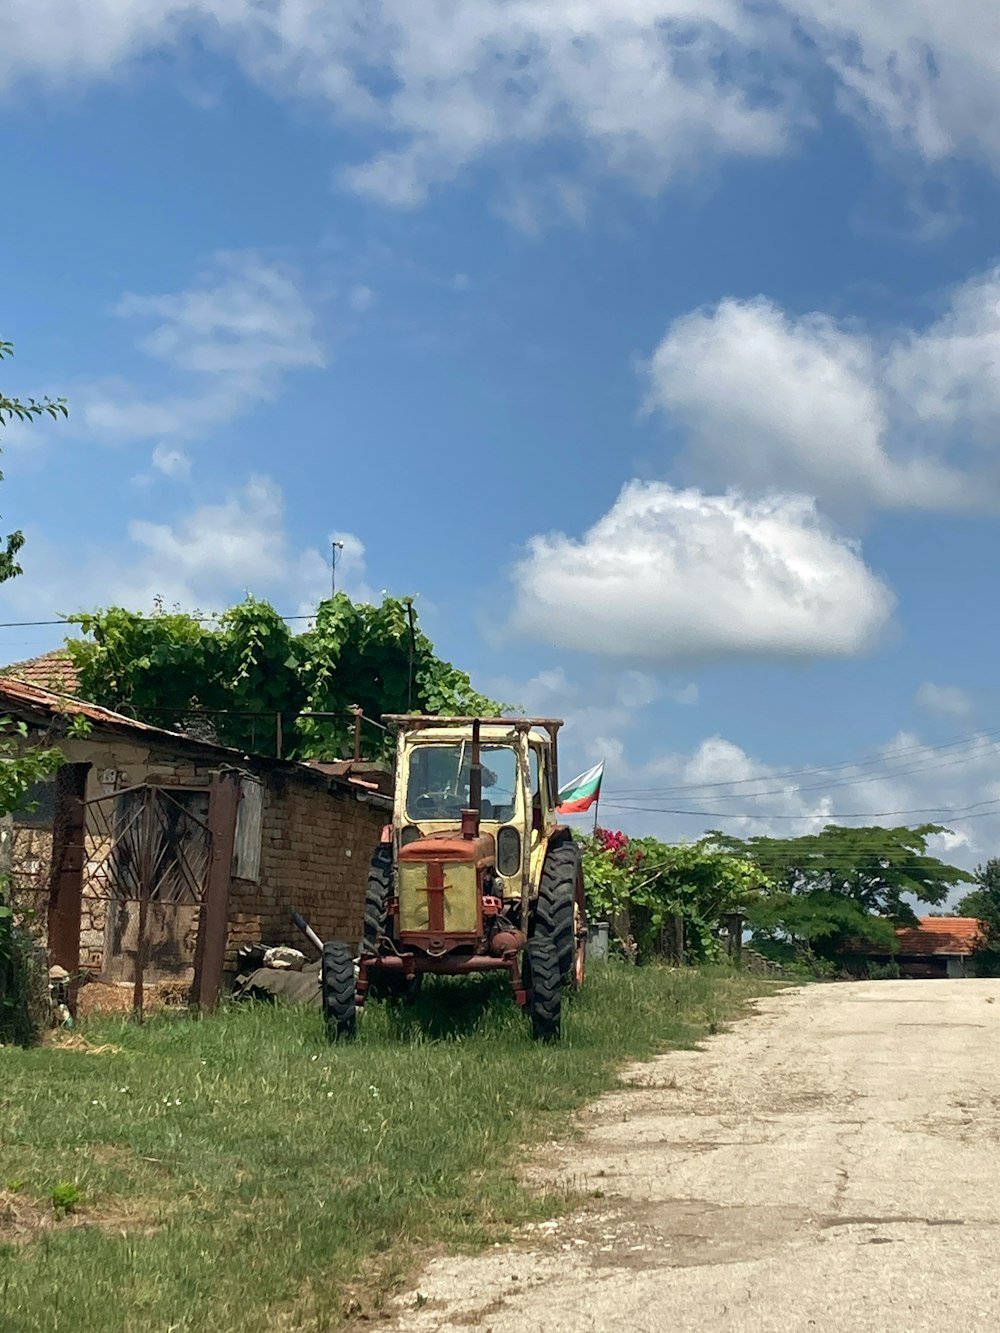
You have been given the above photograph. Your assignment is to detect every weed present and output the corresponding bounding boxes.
[0,963,773,1332]
[49,1183,83,1217]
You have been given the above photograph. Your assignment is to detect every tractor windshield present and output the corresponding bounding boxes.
[406,744,519,822]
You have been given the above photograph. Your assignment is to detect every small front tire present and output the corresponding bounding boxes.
[321,940,357,1040]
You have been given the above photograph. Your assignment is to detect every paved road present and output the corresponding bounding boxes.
[383,981,1000,1332]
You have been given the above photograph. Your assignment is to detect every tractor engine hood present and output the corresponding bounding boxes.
[399,829,495,869]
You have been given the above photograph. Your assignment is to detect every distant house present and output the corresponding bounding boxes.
[857,916,983,979]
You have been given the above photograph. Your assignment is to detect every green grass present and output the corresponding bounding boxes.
[0,964,775,1332]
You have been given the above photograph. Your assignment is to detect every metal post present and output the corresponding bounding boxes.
[193,770,240,1012]
[404,599,417,710]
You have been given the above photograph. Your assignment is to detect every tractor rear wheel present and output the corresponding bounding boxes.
[362,848,393,954]
[321,940,356,1040]
[526,937,561,1041]
[536,841,586,989]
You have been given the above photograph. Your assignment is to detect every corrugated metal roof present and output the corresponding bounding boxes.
[894,917,983,957]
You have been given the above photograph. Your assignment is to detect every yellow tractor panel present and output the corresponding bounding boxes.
[397,861,479,934]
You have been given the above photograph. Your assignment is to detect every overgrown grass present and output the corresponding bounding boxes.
[0,964,775,1332]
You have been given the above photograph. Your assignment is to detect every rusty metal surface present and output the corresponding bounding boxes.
[46,763,88,1015]
[383,715,564,729]
[398,830,495,865]
[192,771,240,1013]
[83,785,212,906]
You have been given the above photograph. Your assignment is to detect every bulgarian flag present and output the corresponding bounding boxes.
[556,761,604,814]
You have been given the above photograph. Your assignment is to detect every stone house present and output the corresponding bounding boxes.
[0,674,390,1008]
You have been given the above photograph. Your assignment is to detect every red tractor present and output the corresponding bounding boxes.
[321,716,586,1040]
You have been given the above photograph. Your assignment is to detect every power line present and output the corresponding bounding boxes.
[0,614,320,629]
[602,740,1000,811]
[598,796,1000,822]
[605,722,1000,797]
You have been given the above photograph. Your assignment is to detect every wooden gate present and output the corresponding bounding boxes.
[83,784,213,1016]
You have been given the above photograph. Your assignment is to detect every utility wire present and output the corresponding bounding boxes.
[605,722,1000,797]
[602,740,1000,810]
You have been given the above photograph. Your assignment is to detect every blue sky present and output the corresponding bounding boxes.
[5,2,1000,870]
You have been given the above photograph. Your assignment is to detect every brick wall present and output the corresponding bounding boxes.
[225,776,385,967]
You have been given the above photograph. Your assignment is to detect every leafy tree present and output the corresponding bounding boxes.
[580,827,771,963]
[0,341,67,584]
[67,593,503,760]
[0,340,68,1042]
[711,824,974,970]
[957,859,1000,976]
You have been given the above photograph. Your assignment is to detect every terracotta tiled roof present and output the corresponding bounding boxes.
[3,649,80,695]
[0,674,201,741]
[894,916,983,957]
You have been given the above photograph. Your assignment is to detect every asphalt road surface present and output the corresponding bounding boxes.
[383,980,1000,1332]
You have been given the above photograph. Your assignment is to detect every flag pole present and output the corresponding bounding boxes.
[592,764,603,835]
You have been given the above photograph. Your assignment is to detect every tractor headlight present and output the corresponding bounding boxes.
[400,824,422,846]
[497,825,521,877]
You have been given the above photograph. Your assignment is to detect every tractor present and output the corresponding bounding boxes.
[320,715,587,1040]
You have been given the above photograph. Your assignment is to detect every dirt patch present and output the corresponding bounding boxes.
[0,1190,56,1242]
[76,980,191,1017]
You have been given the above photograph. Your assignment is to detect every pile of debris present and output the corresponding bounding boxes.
[232,915,325,1007]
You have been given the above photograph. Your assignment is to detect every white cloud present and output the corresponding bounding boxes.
[916,682,974,718]
[646,268,1000,513]
[7,473,359,621]
[595,727,1000,877]
[0,2,801,207]
[82,250,323,445]
[151,444,191,479]
[511,481,893,664]
[791,1,1000,172]
[348,285,375,313]
[8,3,1000,208]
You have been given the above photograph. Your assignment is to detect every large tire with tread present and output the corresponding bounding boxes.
[526,937,561,1041]
[362,848,393,954]
[535,841,586,989]
[321,940,357,1040]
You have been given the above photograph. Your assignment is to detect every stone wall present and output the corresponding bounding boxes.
[8,725,388,980]
[226,776,385,968]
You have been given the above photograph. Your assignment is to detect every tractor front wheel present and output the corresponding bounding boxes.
[526,937,561,1041]
[362,848,393,954]
[321,941,357,1040]
[536,841,586,990]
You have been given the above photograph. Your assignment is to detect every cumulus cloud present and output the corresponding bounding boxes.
[595,728,1000,876]
[0,1,799,207]
[5,3,1000,206]
[646,268,1000,513]
[6,474,363,622]
[510,481,893,664]
[150,444,191,479]
[82,250,323,446]
[916,682,974,718]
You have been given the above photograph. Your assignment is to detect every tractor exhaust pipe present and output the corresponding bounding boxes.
[462,718,482,839]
